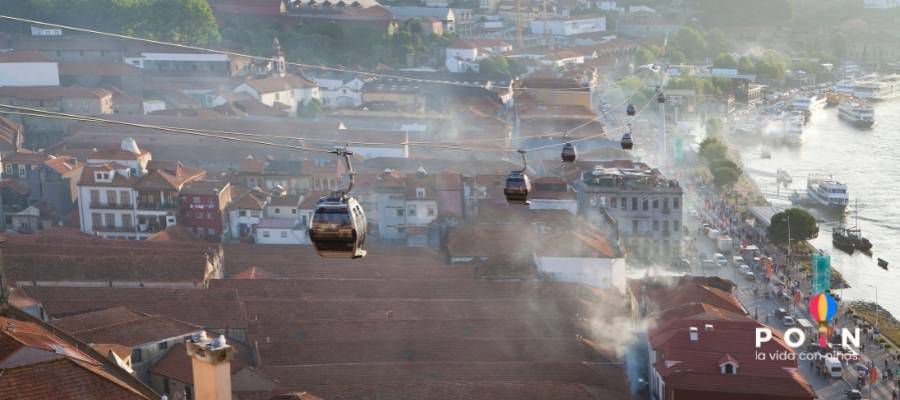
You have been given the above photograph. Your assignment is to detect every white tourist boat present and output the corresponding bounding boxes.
[806,173,849,212]
[837,96,875,128]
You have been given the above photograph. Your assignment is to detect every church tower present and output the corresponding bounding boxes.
[272,36,286,78]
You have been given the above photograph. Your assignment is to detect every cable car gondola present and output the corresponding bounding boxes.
[309,148,368,259]
[626,103,636,116]
[560,132,577,162]
[621,125,634,150]
[504,150,531,205]
[621,133,633,150]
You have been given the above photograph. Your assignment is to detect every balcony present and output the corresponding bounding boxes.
[94,224,164,234]
[90,202,133,210]
[137,202,177,211]
[661,207,671,215]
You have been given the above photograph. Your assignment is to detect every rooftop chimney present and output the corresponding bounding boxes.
[704,324,714,332]
[689,326,699,342]
[186,332,234,400]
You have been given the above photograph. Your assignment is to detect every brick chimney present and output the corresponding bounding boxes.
[186,332,234,400]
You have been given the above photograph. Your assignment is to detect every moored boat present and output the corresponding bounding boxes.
[838,96,875,128]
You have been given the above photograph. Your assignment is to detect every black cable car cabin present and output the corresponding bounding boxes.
[504,171,531,204]
[626,103,636,116]
[621,133,634,150]
[561,142,577,162]
[309,193,368,259]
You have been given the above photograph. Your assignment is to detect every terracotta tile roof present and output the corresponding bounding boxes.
[92,343,133,360]
[0,178,29,195]
[58,62,140,76]
[535,230,616,258]
[44,156,79,175]
[146,225,205,242]
[446,223,536,260]
[243,75,317,94]
[4,252,213,285]
[2,149,52,165]
[88,145,149,161]
[269,194,301,207]
[299,191,328,209]
[236,383,603,400]
[134,163,205,190]
[0,316,150,400]
[649,283,748,316]
[52,307,201,347]
[19,286,248,330]
[0,51,52,62]
[233,190,268,210]
[0,86,112,100]
[649,318,815,399]
[233,266,280,279]
[240,158,267,173]
[149,342,250,385]
[181,179,229,196]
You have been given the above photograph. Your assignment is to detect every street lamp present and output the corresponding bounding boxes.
[864,284,879,331]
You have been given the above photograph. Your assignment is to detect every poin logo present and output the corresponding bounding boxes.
[756,292,860,352]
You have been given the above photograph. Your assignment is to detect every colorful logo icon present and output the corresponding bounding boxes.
[808,292,838,347]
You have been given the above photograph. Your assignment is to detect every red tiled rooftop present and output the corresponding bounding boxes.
[52,307,201,347]
[0,51,52,62]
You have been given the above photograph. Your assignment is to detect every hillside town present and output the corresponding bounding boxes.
[3,0,900,399]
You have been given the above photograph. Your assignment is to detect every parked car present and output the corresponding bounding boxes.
[783,315,796,326]
[775,308,788,319]
[738,264,752,274]
[845,389,862,400]
[732,255,745,266]
[742,271,756,281]
[713,253,728,267]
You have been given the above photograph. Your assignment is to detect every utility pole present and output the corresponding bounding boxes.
[515,0,524,49]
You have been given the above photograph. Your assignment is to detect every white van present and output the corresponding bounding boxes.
[824,357,843,378]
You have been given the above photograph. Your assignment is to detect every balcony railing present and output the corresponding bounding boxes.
[90,202,133,210]
[94,224,165,233]
[137,202,177,210]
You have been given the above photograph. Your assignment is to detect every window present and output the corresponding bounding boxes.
[104,213,115,228]
[120,191,130,205]
[416,188,426,198]
[292,208,297,214]
[396,208,405,217]
[652,220,659,231]
[91,213,102,227]
[610,197,617,208]
[723,363,736,374]
[301,215,308,226]
[427,206,435,217]
[158,341,168,350]
[207,228,216,236]
[642,198,649,211]
[18,165,26,178]
[251,211,260,217]
[106,190,117,205]
[408,205,417,216]
[131,349,142,363]
[281,231,288,238]
[193,196,201,204]
[263,230,270,238]
[673,198,680,209]
[4,164,13,175]
[663,198,669,209]
[122,214,132,228]
[663,220,669,232]
[631,197,638,210]
[275,208,281,214]
[632,219,639,233]
[239,210,247,217]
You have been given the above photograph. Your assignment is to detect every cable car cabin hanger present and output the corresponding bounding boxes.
[504,150,531,205]
[308,148,368,259]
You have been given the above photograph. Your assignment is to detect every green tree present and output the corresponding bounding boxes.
[711,165,741,188]
[671,27,708,62]
[767,208,819,246]
[704,118,724,137]
[297,98,323,118]
[634,47,657,66]
[139,0,221,44]
[738,56,755,73]
[704,29,730,58]
[667,49,687,64]
[712,53,738,69]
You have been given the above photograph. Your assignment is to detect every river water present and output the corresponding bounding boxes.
[733,101,900,317]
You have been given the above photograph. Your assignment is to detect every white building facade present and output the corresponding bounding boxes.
[530,16,606,36]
